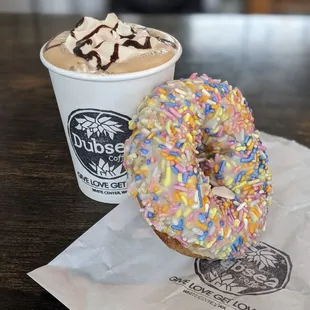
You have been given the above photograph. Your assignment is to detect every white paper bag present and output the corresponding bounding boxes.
[29,133,310,310]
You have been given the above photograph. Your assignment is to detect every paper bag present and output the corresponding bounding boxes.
[29,133,310,310]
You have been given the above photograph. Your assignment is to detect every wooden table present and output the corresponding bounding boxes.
[247,0,310,14]
[1,13,310,309]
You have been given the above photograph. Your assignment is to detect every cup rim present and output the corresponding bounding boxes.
[40,28,182,82]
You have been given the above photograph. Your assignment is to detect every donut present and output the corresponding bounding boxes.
[123,73,272,260]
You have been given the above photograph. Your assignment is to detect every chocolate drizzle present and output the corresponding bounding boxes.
[72,24,115,70]
[102,44,120,71]
[73,39,120,71]
[119,25,137,39]
[95,41,104,48]
[44,40,62,52]
[75,17,85,28]
[77,24,112,43]
[44,34,65,52]
[69,17,176,72]
[70,17,85,39]
[111,22,119,33]
[123,36,152,49]
[119,34,136,40]
[156,36,177,49]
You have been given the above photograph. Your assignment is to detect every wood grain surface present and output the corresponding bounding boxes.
[1,13,310,309]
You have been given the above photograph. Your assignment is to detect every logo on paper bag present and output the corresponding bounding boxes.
[195,242,292,296]
[68,109,131,180]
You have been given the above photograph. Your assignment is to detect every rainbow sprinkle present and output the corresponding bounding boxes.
[123,73,272,260]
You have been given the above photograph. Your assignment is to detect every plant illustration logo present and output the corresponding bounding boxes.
[68,109,132,180]
[195,242,292,296]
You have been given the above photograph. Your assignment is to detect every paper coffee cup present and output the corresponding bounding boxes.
[40,30,182,204]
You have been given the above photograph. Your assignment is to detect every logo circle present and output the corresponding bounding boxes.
[195,242,292,296]
[68,109,132,180]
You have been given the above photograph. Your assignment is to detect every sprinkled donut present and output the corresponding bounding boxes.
[123,73,272,260]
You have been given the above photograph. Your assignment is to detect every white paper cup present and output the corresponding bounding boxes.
[40,30,182,204]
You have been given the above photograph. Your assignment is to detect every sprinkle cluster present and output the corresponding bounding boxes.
[123,73,272,260]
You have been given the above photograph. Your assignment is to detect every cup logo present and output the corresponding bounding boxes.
[195,242,292,296]
[68,109,132,180]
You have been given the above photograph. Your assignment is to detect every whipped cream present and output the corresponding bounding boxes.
[64,13,175,72]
